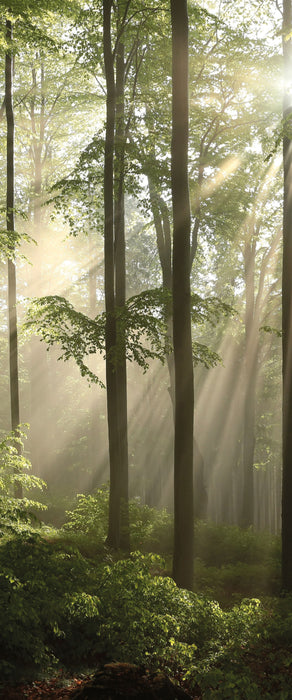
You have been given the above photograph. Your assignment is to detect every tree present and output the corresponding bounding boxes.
[17,46,98,478]
[114,5,128,549]
[128,4,278,524]
[239,164,282,528]
[282,0,292,590]
[0,0,85,496]
[5,18,22,498]
[171,0,194,590]
[103,0,121,548]
[89,0,150,549]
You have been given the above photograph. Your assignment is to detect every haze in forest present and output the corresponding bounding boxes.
[4,1,292,695]
[0,0,282,534]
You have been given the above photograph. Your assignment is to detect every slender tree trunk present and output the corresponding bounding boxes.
[148,179,207,521]
[282,0,292,590]
[114,29,129,551]
[5,19,22,498]
[103,0,120,548]
[88,231,99,481]
[29,59,49,477]
[171,0,194,590]
[241,241,257,527]
[103,0,132,550]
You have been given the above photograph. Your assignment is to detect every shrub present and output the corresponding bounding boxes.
[0,532,289,698]
[63,485,173,554]
[0,426,46,536]
[0,531,101,677]
[129,499,173,553]
[93,552,223,662]
[194,521,280,568]
[63,485,109,542]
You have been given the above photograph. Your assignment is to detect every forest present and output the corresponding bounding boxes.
[0,0,292,697]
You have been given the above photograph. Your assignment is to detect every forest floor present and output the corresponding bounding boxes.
[0,674,86,699]
[0,663,199,699]
[1,646,292,699]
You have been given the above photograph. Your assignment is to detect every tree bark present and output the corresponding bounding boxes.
[148,176,207,521]
[103,0,121,549]
[282,0,292,590]
[114,27,129,551]
[241,239,256,527]
[171,0,194,590]
[5,19,22,498]
[29,58,50,478]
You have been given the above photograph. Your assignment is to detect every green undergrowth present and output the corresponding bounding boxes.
[62,484,281,561]
[0,519,290,698]
[62,485,174,554]
[0,477,289,698]
[61,485,281,604]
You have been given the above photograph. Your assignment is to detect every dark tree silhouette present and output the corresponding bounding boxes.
[5,19,22,498]
[103,0,121,548]
[171,0,194,590]
[282,0,292,590]
[103,0,130,550]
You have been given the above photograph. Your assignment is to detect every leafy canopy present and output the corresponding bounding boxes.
[24,289,233,385]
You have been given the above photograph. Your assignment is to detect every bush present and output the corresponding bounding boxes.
[0,542,228,677]
[0,530,290,698]
[129,499,173,553]
[194,521,280,568]
[63,485,109,542]
[63,490,280,570]
[0,530,101,677]
[91,552,225,663]
[63,485,173,554]
[0,426,46,536]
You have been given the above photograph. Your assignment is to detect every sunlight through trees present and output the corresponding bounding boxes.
[0,1,291,693]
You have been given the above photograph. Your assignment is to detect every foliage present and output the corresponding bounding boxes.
[63,485,173,553]
[194,520,280,568]
[63,486,281,567]
[47,131,104,238]
[0,534,256,676]
[24,288,232,385]
[0,530,101,677]
[0,503,289,700]
[0,528,290,700]
[193,559,280,607]
[127,499,173,554]
[192,523,281,605]
[63,485,109,540]
[265,114,292,162]
[260,324,282,338]
[0,427,46,536]
[81,552,225,664]
[0,228,35,263]
[24,295,107,386]
[0,0,79,59]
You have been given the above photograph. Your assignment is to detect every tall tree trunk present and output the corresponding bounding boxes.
[103,0,132,549]
[282,0,292,590]
[103,0,132,550]
[241,240,257,527]
[103,0,121,548]
[114,28,129,551]
[148,180,207,520]
[171,0,194,590]
[5,19,22,498]
[29,59,50,478]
